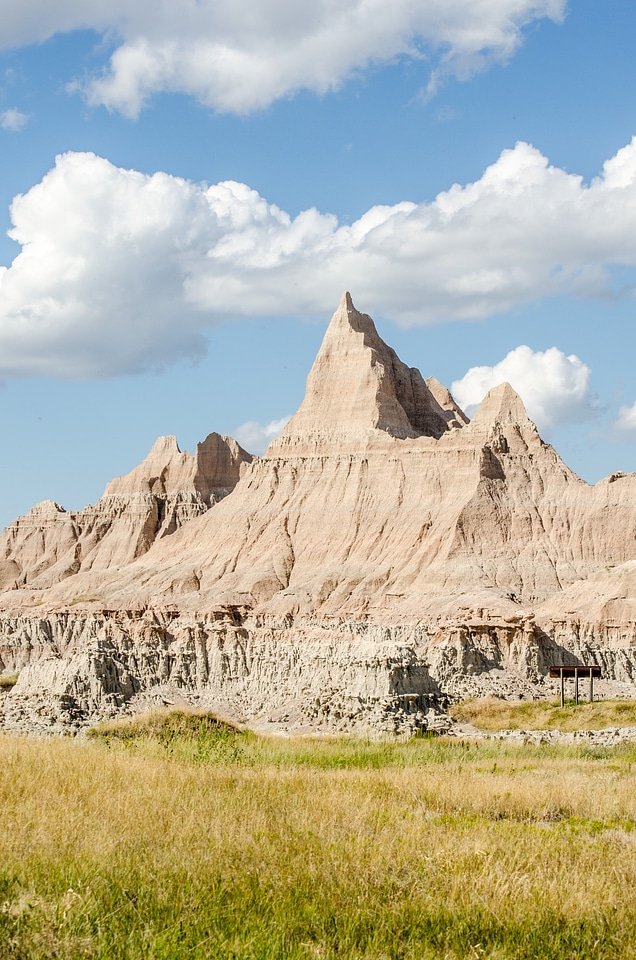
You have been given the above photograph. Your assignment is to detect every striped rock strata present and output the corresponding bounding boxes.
[0,432,251,591]
[0,293,635,735]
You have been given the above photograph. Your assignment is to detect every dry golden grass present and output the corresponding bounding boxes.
[451,696,636,731]
[0,715,636,958]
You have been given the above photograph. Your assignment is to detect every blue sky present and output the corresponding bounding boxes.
[0,0,635,529]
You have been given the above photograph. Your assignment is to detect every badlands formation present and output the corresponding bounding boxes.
[0,293,635,735]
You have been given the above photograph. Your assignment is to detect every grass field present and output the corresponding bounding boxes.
[1,711,636,959]
[451,696,636,731]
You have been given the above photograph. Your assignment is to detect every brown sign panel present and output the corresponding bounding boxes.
[549,665,601,678]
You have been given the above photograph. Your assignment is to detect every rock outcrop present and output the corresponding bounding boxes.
[0,293,634,735]
[269,292,465,456]
[0,432,252,590]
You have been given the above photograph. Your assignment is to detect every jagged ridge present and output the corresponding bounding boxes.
[0,432,252,589]
[0,293,634,736]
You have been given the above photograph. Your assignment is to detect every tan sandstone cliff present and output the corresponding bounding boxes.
[0,293,634,735]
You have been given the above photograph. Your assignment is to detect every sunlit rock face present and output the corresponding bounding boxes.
[0,433,252,589]
[267,291,465,456]
[1,294,635,735]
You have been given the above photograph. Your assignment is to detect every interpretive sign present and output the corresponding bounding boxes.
[549,665,601,705]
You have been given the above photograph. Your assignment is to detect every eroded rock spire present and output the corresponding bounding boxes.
[267,292,465,455]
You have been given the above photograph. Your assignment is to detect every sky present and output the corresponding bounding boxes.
[0,0,635,529]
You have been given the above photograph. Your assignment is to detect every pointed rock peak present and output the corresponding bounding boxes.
[340,290,354,312]
[102,431,252,502]
[425,376,470,426]
[103,436,191,497]
[269,296,466,454]
[329,291,357,321]
[196,432,251,463]
[194,433,253,500]
[266,294,460,456]
[471,383,533,426]
[135,435,188,478]
[146,436,182,458]
[323,291,383,343]
[196,431,224,455]
[469,382,541,453]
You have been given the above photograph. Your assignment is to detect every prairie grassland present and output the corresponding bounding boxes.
[451,696,636,731]
[1,713,636,959]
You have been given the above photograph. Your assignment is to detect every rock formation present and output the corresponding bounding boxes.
[0,293,634,735]
[0,432,251,590]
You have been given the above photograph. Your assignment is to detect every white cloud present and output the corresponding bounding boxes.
[234,416,292,455]
[4,139,636,378]
[0,153,214,376]
[451,345,595,432]
[0,0,566,116]
[0,108,29,131]
[615,402,636,435]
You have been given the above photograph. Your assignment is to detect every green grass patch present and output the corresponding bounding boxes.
[88,709,249,764]
[0,673,18,690]
[451,696,636,732]
[88,708,636,769]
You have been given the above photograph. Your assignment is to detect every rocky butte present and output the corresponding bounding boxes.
[0,293,635,735]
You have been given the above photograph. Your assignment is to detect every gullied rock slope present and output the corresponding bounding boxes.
[0,293,635,734]
[0,433,252,590]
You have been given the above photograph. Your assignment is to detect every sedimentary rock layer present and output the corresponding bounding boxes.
[0,432,252,590]
[0,293,634,733]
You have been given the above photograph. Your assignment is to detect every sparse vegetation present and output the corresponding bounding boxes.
[0,673,18,690]
[88,709,249,764]
[1,711,636,958]
[452,696,636,731]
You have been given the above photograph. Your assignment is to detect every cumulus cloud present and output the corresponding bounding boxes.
[615,402,636,435]
[0,0,565,116]
[0,153,213,377]
[0,108,29,131]
[234,416,292,455]
[451,345,595,432]
[4,139,636,377]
